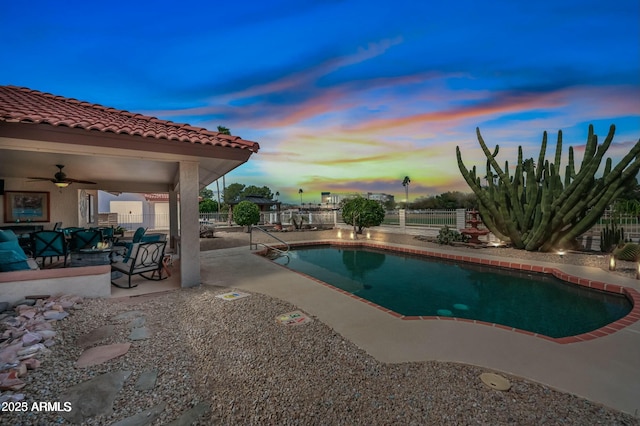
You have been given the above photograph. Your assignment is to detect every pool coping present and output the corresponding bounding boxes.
[257,240,640,344]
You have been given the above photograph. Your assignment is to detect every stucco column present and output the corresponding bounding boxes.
[168,189,178,250]
[179,161,200,287]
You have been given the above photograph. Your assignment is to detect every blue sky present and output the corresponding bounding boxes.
[1,0,639,203]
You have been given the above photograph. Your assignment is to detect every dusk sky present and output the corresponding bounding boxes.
[1,0,639,204]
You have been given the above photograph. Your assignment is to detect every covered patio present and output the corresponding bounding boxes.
[0,85,259,296]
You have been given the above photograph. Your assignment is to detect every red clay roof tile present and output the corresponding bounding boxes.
[0,85,259,152]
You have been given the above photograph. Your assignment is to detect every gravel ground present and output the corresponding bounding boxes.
[3,228,639,425]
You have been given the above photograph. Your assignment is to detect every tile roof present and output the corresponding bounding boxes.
[0,85,259,152]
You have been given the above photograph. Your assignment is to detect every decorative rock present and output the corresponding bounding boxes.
[135,370,158,391]
[0,302,10,312]
[21,332,42,347]
[128,327,151,341]
[59,370,131,424]
[128,316,146,328]
[76,325,115,348]
[33,322,53,331]
[43,311,69,321]
[13,362,27,377]
[35,330,56,340]
[110,402,166,426]
[0,371,26,391]
[0,341,23,363]
[75,343,131,368]
[17,344,42,357]
[22,358,40,370]
[2,317,22,328]
[19,309,37,319]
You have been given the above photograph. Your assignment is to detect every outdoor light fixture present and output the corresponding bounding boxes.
[337,230,342,239]
[609,255,616,271]
[350,231,355,240]
[557,250,566,259]
[366,231,371,239]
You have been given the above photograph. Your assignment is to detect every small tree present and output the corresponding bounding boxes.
[341,196,385,234]
[199,199,218,213]
[233,201,260,232]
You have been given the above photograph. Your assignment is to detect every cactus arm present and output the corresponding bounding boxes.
[554,130,563,175]
[535,131,548,182]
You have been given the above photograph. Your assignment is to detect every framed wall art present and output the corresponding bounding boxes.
[3,191,50,223]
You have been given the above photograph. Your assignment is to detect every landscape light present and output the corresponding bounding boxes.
[609,255,616,271]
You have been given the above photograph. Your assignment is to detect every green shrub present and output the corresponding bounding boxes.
[233,201,260,231]
[437,226,468,245]
[341,196,385,233]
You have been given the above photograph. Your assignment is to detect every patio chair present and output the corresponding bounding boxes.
[115,227,147,262]
[110,241,167,288]
[70,229,102,251]
[32,230,68,267]
[61,227,84,239]
[96,226,115,242]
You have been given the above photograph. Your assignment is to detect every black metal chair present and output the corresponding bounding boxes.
[111,241,167,288]
[32,231,68,267]
[70,229,102,251]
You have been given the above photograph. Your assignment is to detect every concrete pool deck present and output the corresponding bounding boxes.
[200,240,640,416]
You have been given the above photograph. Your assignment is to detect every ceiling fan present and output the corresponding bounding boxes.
[28,164,97,188]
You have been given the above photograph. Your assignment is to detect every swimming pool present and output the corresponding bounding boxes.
[272,245,632,338]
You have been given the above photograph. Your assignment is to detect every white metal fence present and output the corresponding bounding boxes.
[110,208,639,242]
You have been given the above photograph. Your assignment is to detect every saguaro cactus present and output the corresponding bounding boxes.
[456,124,640,252]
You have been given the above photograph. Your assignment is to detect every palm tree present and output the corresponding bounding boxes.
[402,176,411,205]
[298,188,304,206]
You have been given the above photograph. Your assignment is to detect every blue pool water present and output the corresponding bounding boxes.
[273,246,632,338]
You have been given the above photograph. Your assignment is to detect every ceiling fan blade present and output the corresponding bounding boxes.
[66,178,97,185]
[27,177,54,181]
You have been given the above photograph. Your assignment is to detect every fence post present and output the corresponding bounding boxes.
[456,209,467,231]
[399,209,406,231]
